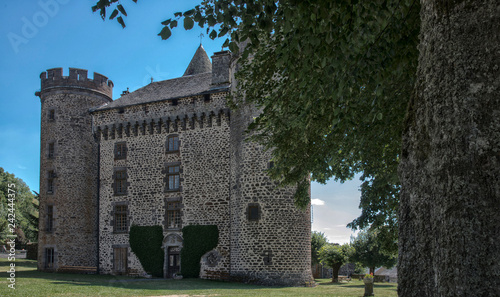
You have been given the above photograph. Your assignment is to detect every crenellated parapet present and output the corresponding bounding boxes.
[38,67,113,100]
[95,108,231,141]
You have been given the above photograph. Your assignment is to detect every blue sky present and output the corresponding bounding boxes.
[0,0,362,244]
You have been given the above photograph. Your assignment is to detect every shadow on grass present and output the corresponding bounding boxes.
[316,279,397,291]
[8,258,270,292]
[11,259,38,268]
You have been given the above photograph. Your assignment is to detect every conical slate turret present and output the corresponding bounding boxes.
[183,45,212,76]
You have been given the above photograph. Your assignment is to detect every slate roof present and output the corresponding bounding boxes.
[93,46,228,111]
[183,44,212,76]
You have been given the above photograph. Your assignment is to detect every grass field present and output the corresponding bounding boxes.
[0,258,397,296]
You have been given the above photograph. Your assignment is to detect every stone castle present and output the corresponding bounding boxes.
[36,45,312,286]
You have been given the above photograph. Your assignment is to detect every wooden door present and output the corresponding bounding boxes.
[167,246,180,278]
[113,247,127,274]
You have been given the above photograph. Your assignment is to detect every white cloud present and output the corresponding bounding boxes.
[311,198,325,206]
[17,165,26,170]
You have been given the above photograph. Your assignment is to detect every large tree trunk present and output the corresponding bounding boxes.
[332,264,342,283]
[398,1,500,296]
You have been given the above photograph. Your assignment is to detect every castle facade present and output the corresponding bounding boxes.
[36,46,312,286]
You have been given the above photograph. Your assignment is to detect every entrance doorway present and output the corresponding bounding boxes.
[163,233,183,278]
[167,246,180,278]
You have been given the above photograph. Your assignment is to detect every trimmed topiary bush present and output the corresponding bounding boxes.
[26,243,38,260]
[181,225,218,278]
[129,225,164,277]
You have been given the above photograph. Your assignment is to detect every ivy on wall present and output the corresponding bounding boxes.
[181,225,219,278]
[129,225,164,277]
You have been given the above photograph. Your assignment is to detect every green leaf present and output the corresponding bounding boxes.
[117,4,127,17]
[109,9,118,20]
[228,41,239,53]
[207,15,217,26]
[117,16,125,28]
[161,19,171,26]
[100,7,106,20]
[158,26,172,40]
[377,113,383,120]
[209,29,217,40]
[326,32,334,44]
[170,20,178,29]
[183,9,195,17]
[218,27,229,37]
[183,17,194,30]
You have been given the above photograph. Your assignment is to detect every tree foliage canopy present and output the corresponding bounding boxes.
[319,243,353,268]
[351,228,397,273]
[311,231,328,266]
[0,167,38,245]
[92,0,420,233]
[318,243,353,282]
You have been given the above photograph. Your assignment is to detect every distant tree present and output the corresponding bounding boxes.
[354,262,366,274]
[22,191,39,243]
[311,231,328,266]
[318,243,353,283]
[350,229,397,274]
[0,167,38,245]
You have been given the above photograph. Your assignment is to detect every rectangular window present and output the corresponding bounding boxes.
[48,109,55,121]
[167,136,179,152]
[113,247,127,274]
[114,170,127,195]
[248,204,260,221]
[114,204,128,233]
[47,205,54,232]
[114,142,127,160]
[45,248,54,269]
[48,142,55,159]
[47,170,55,194]
[166,166,180,190]
[166,201,181,229]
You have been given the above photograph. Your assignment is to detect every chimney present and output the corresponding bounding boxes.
[211,51,231,86]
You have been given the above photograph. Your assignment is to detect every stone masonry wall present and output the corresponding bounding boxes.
[38,89,109,271]
[94,92,232,276]
[229,102,313,286]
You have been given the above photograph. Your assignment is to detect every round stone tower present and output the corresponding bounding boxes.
[36,67,113,272]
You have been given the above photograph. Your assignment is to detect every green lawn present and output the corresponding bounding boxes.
[0,258,397,296]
